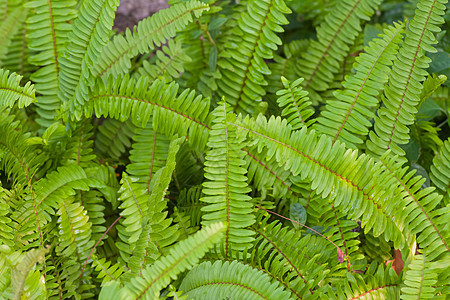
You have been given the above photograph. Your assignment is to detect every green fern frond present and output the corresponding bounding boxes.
[58,0,119,119]
[116,137,183,263]
[307,196,363,272]
[314,22,405,149]
[92,1,209,79]
[430,138,450,195]
[112,222,225,300]
[201,101,255,255]
[55,196,95,297]
[276,76,315,130]
[177,185,205,226]
[297,0,381,92]
[233,115,406,248]
[180,260,293,300]
[0,68,36,108]
[88,76,211,150]
[217,0,291,115]
[134,39,191,82]
[25,0,77,128]
[367,0,448,158]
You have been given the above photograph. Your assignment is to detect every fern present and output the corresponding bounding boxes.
[201,101,255,255]
[400,252,446,299]
[0,0,449,298]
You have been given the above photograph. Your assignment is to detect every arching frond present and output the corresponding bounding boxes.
[233,115,406,248]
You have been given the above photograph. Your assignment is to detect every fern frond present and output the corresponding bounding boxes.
[0,188,14,247]
[134,39,191,82]
[314,22,405,149]
[177,185,205,226]
[25,0,77,128]
[114,222,225,300]
[297,0,381,92]
[367,0,448,158]
[180,260,293,300]
[58,0,119,119]
[92,1,209,79]
[276,76,315,130]
[0,68,36,108]
[88,76,211,150]
[430,138,450,195]
[201,101,255,255]
[233,115,406,248]
[217,0,291,115]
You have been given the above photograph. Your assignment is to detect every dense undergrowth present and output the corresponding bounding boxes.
[0,0,449,299]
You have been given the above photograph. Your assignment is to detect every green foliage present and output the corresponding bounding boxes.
[0,0,449,299]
